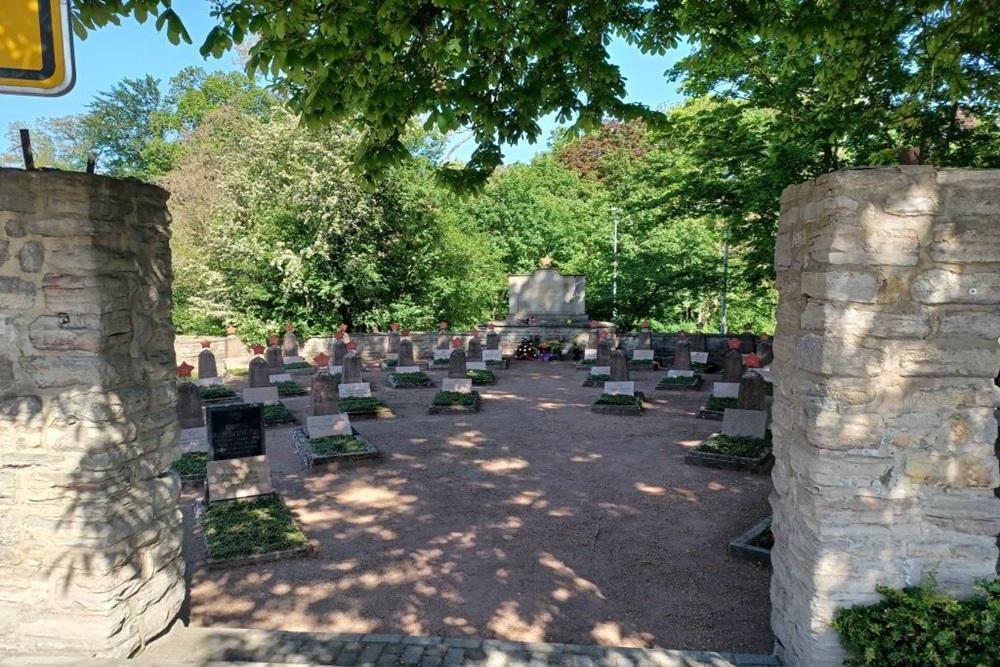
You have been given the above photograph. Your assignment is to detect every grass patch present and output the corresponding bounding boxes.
[466,369,495,384]
[595,393,639,405]
[284,361,312,370]
[486,359,505,368]
[658,375,697,385]
[263,403,296,425]
[704,395,739,411]
[583,373,610,386]
[309,434,368,456]
[691,361,708,371]
[273,380,307,397]
[696,432,772,458]
[227,367,249,377]
[202,494,309,560]
[430,357,450,366]
[339,396,388,413]
[170,452,208,477]
[629,359,656,366]
[432,391,479,407]
[391,371,431,387]
[578,358,595,366]
[198,385,237,400]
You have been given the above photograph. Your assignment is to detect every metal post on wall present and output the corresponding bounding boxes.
[611,206,620,321]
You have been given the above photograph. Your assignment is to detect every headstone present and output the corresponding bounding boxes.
[722,340,744,383]
[197,342,220,385]
[448,346,468,379]
[437,323,450,349]
[442,378,473,393]
[739,326,755,354]
[737,371,767,411]
[225,325,244,360]
[483,349,503,362]
[341,349,363,384]
[387,327,400,359]
[691,351,709,365]
[587,322,599,349]
[637,321,652,350]
[312,373,340,416]
[609,350,630,382]
[486,327,500,350]
[242,386,280,404]
[596,339,611,366]
[266,343,284,375]
[467,335,483,361]
[757,334,774,367]
[674,332,692,371]
[207,403,266,461]
[307,413,352,438]
[721,409,768,439]
[282,324,302,361]
[207,455,273,503]
[247,357,270,388]
[177,381,204,429]
[332,336,348,367]
[396,338,419,372]
[691,327,708,353]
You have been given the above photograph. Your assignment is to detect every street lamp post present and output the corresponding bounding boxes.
[720,219,730,334]
[611,207,620,321]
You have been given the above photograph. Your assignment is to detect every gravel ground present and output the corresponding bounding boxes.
[181,361,774,654]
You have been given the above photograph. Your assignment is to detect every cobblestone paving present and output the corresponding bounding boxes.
[137,627,780,666]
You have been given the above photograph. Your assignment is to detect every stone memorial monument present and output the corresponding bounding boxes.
[266,336,291,382]
[195,339,222,386]
[442,338,473,393]
[632,320,655,362]
[312,372,340,416]
[282,323,303,363]
[604,350,635,396]
[467,329,486,370]
[338,342,372,398]
[386,323,401,361]
[667,330,694,378]
[713,338,745,398]
[484,324,502,362]
[247,356,270,388]
[206,404,272,503]
[395,334,420,373]
[506,262,588,325]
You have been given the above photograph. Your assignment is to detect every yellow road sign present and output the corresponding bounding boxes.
[1,0,75,96]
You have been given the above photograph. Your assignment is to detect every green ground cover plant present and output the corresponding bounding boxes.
[391,372,431,387]
[705,396,739,411]
[338,397,388,413]
[202,494,309,560]
[170,452,208,477]
[595,393,639,405]
[263,403,296,425]
[284,361,312,370]
[696,433,771,458]
[832,576,1000,667]
[309,434,368,456]
[273,381,307,397]
[432,391,479,407]
[198,385,237,400]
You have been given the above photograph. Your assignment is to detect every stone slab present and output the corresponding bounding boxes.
[712,382,740,398]
[508,268,586,319]
[434,349,452,360]
[207,455,273,503]
[328,365,343,375]
[750,368,773,382]
[306,414,352,438]
[242,386,280,405]
[632,349,654,360]
[483,349,503,361]
[283,356,304,364]
[207,403,266,460]
[338,382,372,398]
[722,409,768,439]
[386,352,399,361]
[691,352,709,364]
[590,366,611,376]
[584,349,597,360]
[466,361,487,370]
[604,381,635,395]
[178,426,207,453]
[667,370,695,378]
[192,376,223,386]
[393,365,421,374]
[269,373,293,383]
[442,378,473,393]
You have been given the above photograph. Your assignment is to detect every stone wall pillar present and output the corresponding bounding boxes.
[771,166,1000,666]
[0,169,184,656]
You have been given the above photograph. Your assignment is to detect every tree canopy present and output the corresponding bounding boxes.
[70,1,999,183]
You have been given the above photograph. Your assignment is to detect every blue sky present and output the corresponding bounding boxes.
[1,4,688,164]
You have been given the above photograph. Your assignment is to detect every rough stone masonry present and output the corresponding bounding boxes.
[0,169,184,656]
[770,166,1000,667]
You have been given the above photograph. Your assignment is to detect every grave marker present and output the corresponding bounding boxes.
[722,339,744,383]
[673,330,692,371]
[312,373,339,416]
[247,357,270,388]
[282,323,303,362]
[448,340,468,378]
[394,337,420,373]
[207,404,266,461]
[195,339,222,386]
[637,320,652,349]
[338,343,372,397]
[605,350,635,395]
[177,381,204,429]
[307,413,352,438]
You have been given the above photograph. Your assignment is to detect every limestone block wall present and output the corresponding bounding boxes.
[0,169,184,656]
[770,166,1000,667]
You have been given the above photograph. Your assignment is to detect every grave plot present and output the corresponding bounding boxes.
[293,413,380,469]
[430,341,483,413]
[200,403,311,568]
[590,350,643,416]
[688,372,773,472]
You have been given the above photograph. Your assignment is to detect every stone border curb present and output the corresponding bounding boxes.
[684,441,774,474]
[729,516,773,565]
[429,392,482,414]
[591,393,644,416]
[196,495,314,570]
[655,376,703,391]
[292,426,381,469]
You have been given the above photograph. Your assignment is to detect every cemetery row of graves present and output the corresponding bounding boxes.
[174,322,777,566]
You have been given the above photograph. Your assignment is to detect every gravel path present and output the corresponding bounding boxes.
[181,361,773,654]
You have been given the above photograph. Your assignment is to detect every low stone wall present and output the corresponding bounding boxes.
[0,169,184,656]
[176,331,763,367]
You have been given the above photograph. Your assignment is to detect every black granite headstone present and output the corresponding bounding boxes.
[207,404,266,461]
